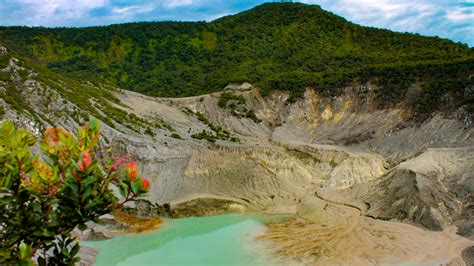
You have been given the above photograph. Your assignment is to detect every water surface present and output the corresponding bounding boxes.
[84,213,288,266]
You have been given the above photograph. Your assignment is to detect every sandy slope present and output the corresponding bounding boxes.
[262,196,472,265]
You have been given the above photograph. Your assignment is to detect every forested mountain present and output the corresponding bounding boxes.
[0,2,473,112]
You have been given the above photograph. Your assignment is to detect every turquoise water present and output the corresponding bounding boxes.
[83,213,288,266]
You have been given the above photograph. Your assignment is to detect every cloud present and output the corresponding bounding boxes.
[446,6,474,21]
[301,0,473,46]
[163,0,194,8]
[1,0,108,26]
[0,0,472,46]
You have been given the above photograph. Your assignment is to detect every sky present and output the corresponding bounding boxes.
[0,0,473,46]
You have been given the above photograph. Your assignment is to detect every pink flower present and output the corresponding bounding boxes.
[141,177,150,191]
[78,152,92,172]
[127,162,139,181]
[110,151,137,172]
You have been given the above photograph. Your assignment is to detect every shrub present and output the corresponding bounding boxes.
[218,92,261,123]
[0,119,151,264]
[191,131,216,143]
[170,133,182,139]
[218,92,246,108]
[245,109,262,123]
[144,127,155,137]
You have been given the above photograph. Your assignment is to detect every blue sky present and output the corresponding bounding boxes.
[0,0,473,46]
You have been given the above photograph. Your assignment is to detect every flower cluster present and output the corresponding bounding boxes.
[126,162,139,181]
[126,162,150,191]
[110,151,137,172]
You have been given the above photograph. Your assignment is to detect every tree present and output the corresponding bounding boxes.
[0,119,151,265]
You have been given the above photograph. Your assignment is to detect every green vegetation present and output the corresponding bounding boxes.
[182,107,240,143]
[218,92,262,123]
[0,119,151,264]
[0,49,178,133]
[170,132,182,139]
[218,92,246,108]
[144,127,155,137]
[0,2,473,116]
[244,109,262,123]
[191,131,217,143]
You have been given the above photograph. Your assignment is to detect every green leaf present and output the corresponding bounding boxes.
[19,242,32,260]
[131,180,138,193]
[4,163,14,170]
[82,187,92,200]
[67,182,79,194]
[77,223,87,231]
[81,175,95,188]
[88,119,98,129]
[70,243,80,256]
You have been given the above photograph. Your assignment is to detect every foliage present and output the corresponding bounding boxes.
[218,92,246,108]
[244,109,263,123]
[182,107,239,142]
[0,119,151,264]
[191,131,217,143]
[0,2,473,117]
[144,127,155,137]
[170,133,182,139]
[218,92,262,123]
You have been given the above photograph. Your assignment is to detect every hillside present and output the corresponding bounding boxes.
[1,3,474,264]
[0,45,178,136]
[1,45,473,264]
[0,2,473,116]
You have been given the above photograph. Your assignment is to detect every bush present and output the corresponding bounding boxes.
[170,133,182,139]
[191,131,216,143]
[144,127,155,137]
[245,109,262,123]
[218,92,262,123]
[0,119,151,264]
[218,92,246,108]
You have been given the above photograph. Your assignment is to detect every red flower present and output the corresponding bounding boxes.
[78,152,92,172]
[141,177,150,191]
[127,161,139,181]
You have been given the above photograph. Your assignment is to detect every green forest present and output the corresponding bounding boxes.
[1,2,473,114]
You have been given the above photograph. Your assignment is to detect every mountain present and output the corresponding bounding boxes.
[0,2,473,116]
[1,3,474,264]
